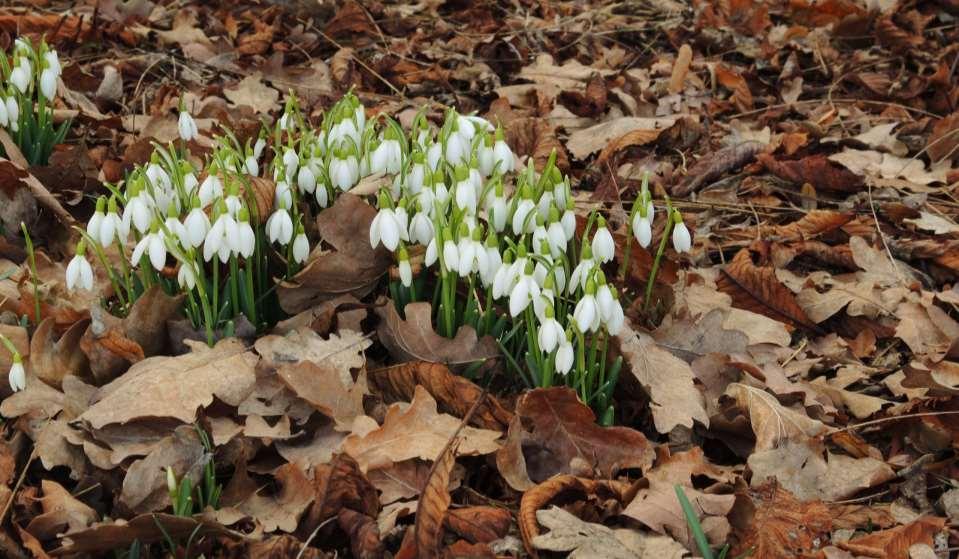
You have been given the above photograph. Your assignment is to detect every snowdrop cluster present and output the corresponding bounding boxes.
[367,107,630,390]
[0,37,68,165]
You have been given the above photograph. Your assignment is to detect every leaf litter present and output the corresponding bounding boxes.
[2,0,959,557]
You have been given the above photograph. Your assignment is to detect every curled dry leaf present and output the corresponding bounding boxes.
[444,506,511,544]
[369,362,512,430]
[221,461,314,533]
[29,317,90,389]
[24,480,99,541]
[79,338,258,429]
[120,424,206,514]
[722,383,829,451]
[758,153,864,193]
[837,516,946,559]
[927,111,959,163]
[730,480,833,559]
[672,141,765,196]
[343,386,501,472]
[80,285,184,385]
[717,248,819,331]
[374,301,500,368]
[397,441,459,559]
[715,64,753,111]
[338,508,385,559]
[504,117,570,172]
[532,506,687,559]
[566,117,675,161]
[301,453,379,536]
[277,193,392,314]
[496,387,653,490]
[617,320,709,433]
[52,513,239,555]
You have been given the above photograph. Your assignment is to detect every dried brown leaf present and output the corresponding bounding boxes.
[374,301,500,368]
[722,383,829,450]
[24,480,99,541]
[730,480,833,559]
[717,248,819,331]
[29,317,89,389]
[407,441,459,559]
[445,507,511,544]
[338,508,384,559]
[927,111,959,163]
[715,64,753,112]
[838,516,946,559]
[673,141,764,196]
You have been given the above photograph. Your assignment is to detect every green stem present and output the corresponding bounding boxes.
[21,224,41,324]
[643,213,675,314]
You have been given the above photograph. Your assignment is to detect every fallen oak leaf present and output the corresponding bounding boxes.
[837,516,946,559]
[29,317,90,389]
[532,506,687,559]
[220,461,314,533]
[300,453,379,536]
[338,508,385,559]
[374,300,500,368]
[51,513,242,555]
[24,480,99,541]
[444,507,511,544]
[672,141,764,196]
[729,480,833,559]
[120,424,206,514]
[368,361,512,430]
[397,440,459,559]
[722,383,829,451]
[758,153,864,193]
[717,248,821,332]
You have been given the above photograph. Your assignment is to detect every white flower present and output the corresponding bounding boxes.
[427,142,443,170]
[164,216,188,247]
[184,207,210,248]
[633,214,652,248]
[224,194,243,216]
[555,340,574,375]
[44,51,61,76]
[275,180,293,210]
[99,208,127,247]
[538,314,564,353]
[457,236,488,278]
[481,244,501,287]
[596,283,615,322]
[568,254,594,294]
[282,148,299,179]
[398,256,412,287]
[145,163,172,191]
[5,97,19,131]
[454,179,476,214]
[65,253,94,291]
[178,111,198,141]
[561,207,576,241]
[370,207,402,251]
[297,166,316,194]
[124,192,154,234]
[445,133,468,166]
[8,357,25,392]
[330,156,357,191]
[425,238,438,267]
[0,101,7,127]
[491,260,515,299]
[204,213,239,263]
[39,68,57,100]
[407,162,426,194]
[605,299,624,335]
[198,175,223,207]
[266,208,294,245]
[546,221,567,258]
[591,221,615,263]
[237,219,256,258]
[131,230,167,271]
[573,292,601,333]
[9,66,29,94]
[512,199,536,236]
[409,212,434,246]
[87,208,104,243]
[370,139,402,175]
[292,232,310,263]
[489,193,507,233]
[315,184,329,208]
[508,273,540,317]
[442,237,459,273]
[492,139,514,174]
[245,155,260,177]
[672,220,692,253]
[478,142,495,177]
[177,262,197,290]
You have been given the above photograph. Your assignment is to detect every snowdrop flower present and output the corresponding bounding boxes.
[454,166,477,214]
[492,127,514,174]
[0,101,8,127]
[605,290,625,335]
[544,207,567,258]
[5,97,19,132]
[297,165,316,194]
[427,142,443,170]
[274,180,293,210]
[164,214,188,248]
[370,133,402,175]
[509,260,540,317]
[9,65,29,94]
[406,153,427,194]
[65,242,94,291]
[672,210,692,253]
[87,197,106,243]
[183,201,210,248]
[39,68,57,100]
[282,148,299,181]
[491,249,515,299]
[44,51,61,76]
[8,353,25,392]
[369,193,404,252]
[394,200,410,235]
[236,209,256,258]
[177,261,197,290]
[124,189,154,234]
[278,112,290,131]
[409,209,434,246]
[398,245,412,287]
[99,198,127,247]
[555,336,574,375]
[478,134,495,177]
[457,226,488,278]
[245,155,260,177]
[444,130,469,166]
[573,280,601,333]
[266,207,294,245]
[568,245,594,294]
[330,152,358,191]
[145,163,172,192]
[178,110,198,142]
[591,216,615,263]
[292,227,310,264]
[204,209,239,263]
[537,302,564,353]
[441,228,460,274]
[131,224,167,271]
[512,195,536,236]
[632,213,652,248]
[424,237,438,267]
[596,276,615,322]
[480,234,501,287]
[198,174,223,208]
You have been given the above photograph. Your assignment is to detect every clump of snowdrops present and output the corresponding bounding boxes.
[0,37,70,165]
[368,109,693,422]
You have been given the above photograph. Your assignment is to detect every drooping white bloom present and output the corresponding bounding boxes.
[245,155,259,177]
[125,192,154,234]
[0,101,8,127]
[39,68,57,100]
[237,218,256,258]
[555,339,574,375]
[297,165,316,194]
[204,213,239,263]
[164,216,188,247]
[424,238,438,267]
[177,262,197,290]
[481,243,501,287]
[145,163,172,191]
[508,271,540,318]
[591,220,615,263]
[275,180,293,210]
[131,229,167,271]
[65,253,94,291]
[370,138,402,175]
[282,148,299,180]
[87,207,105,243]
[573,291,601,333]
[409,212,434,246]
[184,207,211,248]
[596,283,615,322]
[632,214,652,248]
[568,249,594,294]
[178,111,198,141]
[454,178,476,214]
[538,311,564,353]
[512,198,536,236]
[672,219,692,253]
[5,97,19,131]
[9,66,29,94]
[292,232,310,264]
[492,138,514,174]
[442,236,459,273]
[445,132,469,166]
[427,142,443,170]
[488,192,508,233]
[330,156,358,191]
[8,356,25,392]
[44,51,61,76]
[605,297,625,335]
[198,175,223,207]
[266,208,294,245]
[369,207,402,252]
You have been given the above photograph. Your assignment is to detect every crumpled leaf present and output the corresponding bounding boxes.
[717,248,819,331]
[748,440,895,501]
[673,141,764,196]
[722,383,829,451]
[375,301,500,368]
[838,516,946,559]
[343,385,501,472]
[445,506,511,544]
[397,441,459,559]
[79,338,258,429]
[368,361,512,431]
[221,462,314,533]
[120,424,206,513]
[25,480,99,541]
[52,513,239,555]
[496,387,653,490]
[29,317,90,389]
[532,506,687,559]
[730,480,833,559]
[758,153,864,193]
[277,193,392,314]
[223,72,279,114]
[617,320,709,433]
[566,117,675,160]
